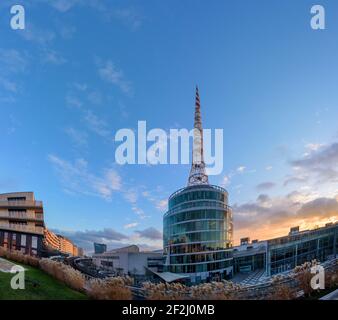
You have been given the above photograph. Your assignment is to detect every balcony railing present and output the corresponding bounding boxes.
[0,200,43,208]
[0,223,44,235]
[0,211,44,221]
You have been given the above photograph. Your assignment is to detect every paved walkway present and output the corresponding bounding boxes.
[232,269,269,286]
[0,258,17,273]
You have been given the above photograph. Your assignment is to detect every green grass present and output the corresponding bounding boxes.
[0,259,87,300]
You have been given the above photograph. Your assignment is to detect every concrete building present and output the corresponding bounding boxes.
[0,192,45,256]
[93,245,164,278]
[163,88,233,283]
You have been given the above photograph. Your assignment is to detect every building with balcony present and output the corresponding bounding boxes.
[0,192,45,256]
[43,228,82,257]
[163,88,234,283]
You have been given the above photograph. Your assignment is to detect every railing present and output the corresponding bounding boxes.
[168,185,228,201]
[0,200,43,208]
[0,211,44,220]
[0,223,44,235]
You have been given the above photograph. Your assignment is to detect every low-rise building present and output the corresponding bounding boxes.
[233,222,338,276]
[93,245,164,278]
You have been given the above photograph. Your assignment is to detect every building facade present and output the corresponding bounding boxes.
[94,242,107,254]
[93,245,164,277]
[233,223,338,276]
[43,228,81,257]
[0,192,45,256]
[163,88,234,283]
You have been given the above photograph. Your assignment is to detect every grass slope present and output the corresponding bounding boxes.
[0,259,87,300]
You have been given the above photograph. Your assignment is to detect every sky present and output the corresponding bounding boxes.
[0,0,338,253]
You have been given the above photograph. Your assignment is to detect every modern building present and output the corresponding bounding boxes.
[92,245,164,279]
[43,228,81,257]
[233,223,338,276]
[0,192,45,256]
[163,88,234,283]
[94,242,107,254]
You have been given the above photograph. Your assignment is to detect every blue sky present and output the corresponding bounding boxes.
[1,0,338,252]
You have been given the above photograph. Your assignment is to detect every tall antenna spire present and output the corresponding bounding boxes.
[188,86,209,186]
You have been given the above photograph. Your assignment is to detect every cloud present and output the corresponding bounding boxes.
[156,199,168,211]
[41,1,143,29]
[0,49,28,93]
[221,175,230,187]
[0,77,18,93]
[20,23,55,45]
[124,222,139,229]
[0,49,28,73]
[135,227,162,240]
[297,197,338,220]
[51,226,162,253]
[98,60,131,94]
[233,191,338,244]
[237,166,246,173]
[48,154,121,200]
[256,182,276,191]
[83,110,111,138]
[64,127,88,148]
[289,142,338,184]
[46,0,81,12]
[66,94,83,109]
[42,49,67,65]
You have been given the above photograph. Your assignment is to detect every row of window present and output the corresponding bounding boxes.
[169,189,227,208]
[164,241,232,254]
[270,236,336,263]
[164,209,228,226]
[168,230,230,244]
[168,259,232,273]
[169,251,232,264]
[165,200,230,217]
[0,231,39,256]
[165,220,226,237]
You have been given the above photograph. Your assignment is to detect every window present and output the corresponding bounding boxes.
[32,236,38,249]
[21,235,26,247]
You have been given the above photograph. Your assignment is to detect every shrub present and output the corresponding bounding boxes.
[86,277,132,300]
[39,258,85,292]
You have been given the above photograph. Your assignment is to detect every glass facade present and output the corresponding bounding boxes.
[267,225,338,275]
[163,185,233,281]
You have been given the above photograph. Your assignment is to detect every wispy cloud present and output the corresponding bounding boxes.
[42,49,67,65]
[64,127,88,148]
[48,154,121,200]
[20,23,55,45]
[83,110,111,138]
[124,222,139,229]
[97,59,131,94]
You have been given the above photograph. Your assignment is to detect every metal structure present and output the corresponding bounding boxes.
[187,86,209,186]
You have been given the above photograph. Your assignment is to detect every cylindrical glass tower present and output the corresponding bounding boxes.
[163,184,233,283]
